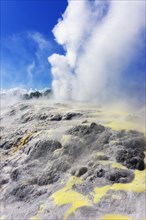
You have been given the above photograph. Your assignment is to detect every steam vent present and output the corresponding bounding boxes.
[0,98,145,220]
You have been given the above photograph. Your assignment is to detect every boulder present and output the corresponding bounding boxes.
[50,114,62,121]
[62,112,82,120]
[116,148,145,170]
[105,169,134,183]
[27,139,62,161]
[37,171,60,186]
[67,123,105,137]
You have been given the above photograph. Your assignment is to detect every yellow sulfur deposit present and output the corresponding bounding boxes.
[100,214,134,220]
[51,176,91,220]
[96,152,105,157]
[111,162,127,170]
[112,170,145,193]
[30,204,45,220]
[12,132,32,154]
[0,216,6,220]
[51,163,145,220]
[107,120,136,132]
[92,185,111,204]
[53,148,63,158]
[61,135,72,145]
[144,151,146,164]
[98,160,127,170]
[94,105,145,133]
[93,169,145,204]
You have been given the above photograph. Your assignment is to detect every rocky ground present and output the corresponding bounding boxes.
[0,97,145,220]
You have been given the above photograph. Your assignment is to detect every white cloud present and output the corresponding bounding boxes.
[1,31,52,89]
[27,62,35,86]
[0,87,27,96]
[28,31,51,50]
[48,0,145,103]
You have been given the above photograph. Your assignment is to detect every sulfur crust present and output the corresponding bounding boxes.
[96,152,105,157]
[61,135,72,145]
[51,169,145,220]
[98,159,128,170]
[107,119,139,132]
[48,129,146,220]
[11,132,32,154]
[91,106,145,133]
[100,214,134,220]
[29,204,45,220]
[111,162,127,170]
[51,176,91,220]
[93,170,145,204]
[0,216,6,220]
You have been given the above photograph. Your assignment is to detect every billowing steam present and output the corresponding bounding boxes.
[48,0,145,103]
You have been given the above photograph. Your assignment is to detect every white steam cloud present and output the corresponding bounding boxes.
[48,0,145,103]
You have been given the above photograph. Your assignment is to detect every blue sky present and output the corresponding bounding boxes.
[1,0,67,90]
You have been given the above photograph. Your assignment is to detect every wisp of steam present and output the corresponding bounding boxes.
[48,0,145,104]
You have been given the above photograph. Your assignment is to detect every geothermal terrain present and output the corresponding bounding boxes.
[0,94,145,220]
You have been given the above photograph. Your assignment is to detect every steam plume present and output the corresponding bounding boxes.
[48,0,145,103]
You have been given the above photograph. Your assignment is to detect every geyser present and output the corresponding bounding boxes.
[48,0,145,104]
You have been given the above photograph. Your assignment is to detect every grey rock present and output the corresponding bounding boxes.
[105,169,134,183]
[37,114,48,120]
[75,167,88,177]
[67,123,105,138]
[27,139,62,161]
[116,148,145,170]
[8,109,16,116]
[8,183,35,202]
[0,175,9,185]
[62,112,82,120]
[63,138,84,159]
[0,140,13,149]
[37,172,60,186]
[50,114,62,121]
[122,136,145,150]
[95,168,106,178]
[1,100,145,220]
[21,113,34,123]
[19,104,29,111]
[51,156,71,172]
[24,91,42,100]
[10,168,20,181]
